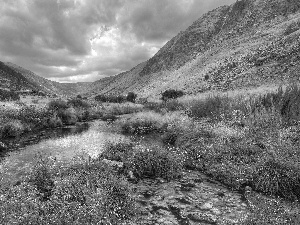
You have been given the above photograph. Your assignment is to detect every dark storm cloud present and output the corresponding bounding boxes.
[0,0,235,83]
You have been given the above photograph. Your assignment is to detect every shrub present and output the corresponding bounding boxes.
[0,160,138,224]
[101,141,135,162]
[48,99,68,111]
[76,94,82,99]
[0,120,25,138]
[105,103,143,115]
[252,160,300,201]
[102,114,118,122]
[278,84,300,125]
[95,94,125,103]
[53,162,137,224]
[162,99,184,111]
[144,101,164,113]
[17,105,50,125]
[161,89,184,101]
[67,98,90,108]
[187,95,227,120]
[162,131,178,146]
[122,119,159,135]
[58,107,78,125]
[29,158,55,201]
[0,89,20,101]
[125,147,182,180]
[47,115,63,128]
[126,92,137,103]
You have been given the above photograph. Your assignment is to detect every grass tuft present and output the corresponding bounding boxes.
[253,160,300,201]
[124,146,183,181]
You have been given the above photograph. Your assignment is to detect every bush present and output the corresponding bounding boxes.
[105,103,143,116]
[47,115,63,128]
[58,108,78,125]
[102,114,118,122]
[125,147,182,180]
[187,95,227,120]
[48,99,68,111]
[121,118,162,135]
[95,94,125,103]
[29,158,55,201]
[67,98,90,108]
[162,99,184,111]
[0,89,20,101]
[0,160,138,224]
[0,120,25,138]
[253,160,300,201]
[162,131,178,146]
[101,141,135,162]
[144,101,164,113]
[277,84,300,125]
[161,89,184,101]
[126,92,137,103]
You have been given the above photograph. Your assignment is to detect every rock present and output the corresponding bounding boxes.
[102,159,123,169]
[0,141,7,150]
[200,202,214,210]
[187,212,218,224]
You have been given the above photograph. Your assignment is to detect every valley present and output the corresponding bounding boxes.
[1,0,300,224]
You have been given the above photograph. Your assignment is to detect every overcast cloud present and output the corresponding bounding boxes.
[0,0,235,83]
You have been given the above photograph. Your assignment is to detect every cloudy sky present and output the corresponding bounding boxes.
[0,0,235,83]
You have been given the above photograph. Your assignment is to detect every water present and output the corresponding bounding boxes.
[0,120,126,185]
[0,122,90,185]
[1,119,298,224]
[1,122,90,156]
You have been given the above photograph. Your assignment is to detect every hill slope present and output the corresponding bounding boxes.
[0,62,90,96]
[85,0,300,98]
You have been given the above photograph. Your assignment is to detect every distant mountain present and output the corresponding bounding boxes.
[84,0,300,98]
[0,62,90,96]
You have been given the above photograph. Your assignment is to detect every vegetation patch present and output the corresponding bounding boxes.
[0,158,138,225]
[101,141,135,162]
[0,89,20,101]
[121,112,165,135]
[252,160,300,201]
[124,146,183,181]
[161,89,184,101]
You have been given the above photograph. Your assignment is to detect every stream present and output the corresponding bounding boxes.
[0,119,299,224]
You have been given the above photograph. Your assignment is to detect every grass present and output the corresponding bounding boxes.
[0,98,144,139]
[121,111,166,135]
[253,160,300,201]
[99,140,183,181]
[124,145,183,181]
[0,157,138,224]
[120,111,193,135]
[3,83,300,224]
[147,83,300,202]
[100,141,135,162]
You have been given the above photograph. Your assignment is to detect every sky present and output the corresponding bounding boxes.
[0,0,235,83]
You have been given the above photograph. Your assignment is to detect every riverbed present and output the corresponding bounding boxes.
[1,119,299,224]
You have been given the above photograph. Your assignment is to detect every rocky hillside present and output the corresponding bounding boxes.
[0,62,90,96]
[85,0,300,98]
[2,0,300,99]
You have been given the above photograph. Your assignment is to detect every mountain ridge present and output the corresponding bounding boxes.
[1,0,300,98]
[86,0,300,98]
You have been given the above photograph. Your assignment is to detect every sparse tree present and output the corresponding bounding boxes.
[126,92,137,103]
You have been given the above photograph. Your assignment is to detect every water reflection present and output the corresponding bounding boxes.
[1,123,90,156]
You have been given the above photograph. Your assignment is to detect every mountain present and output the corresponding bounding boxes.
[84,0,300,98]
[2,0,300,99]
[0,62,90,96]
